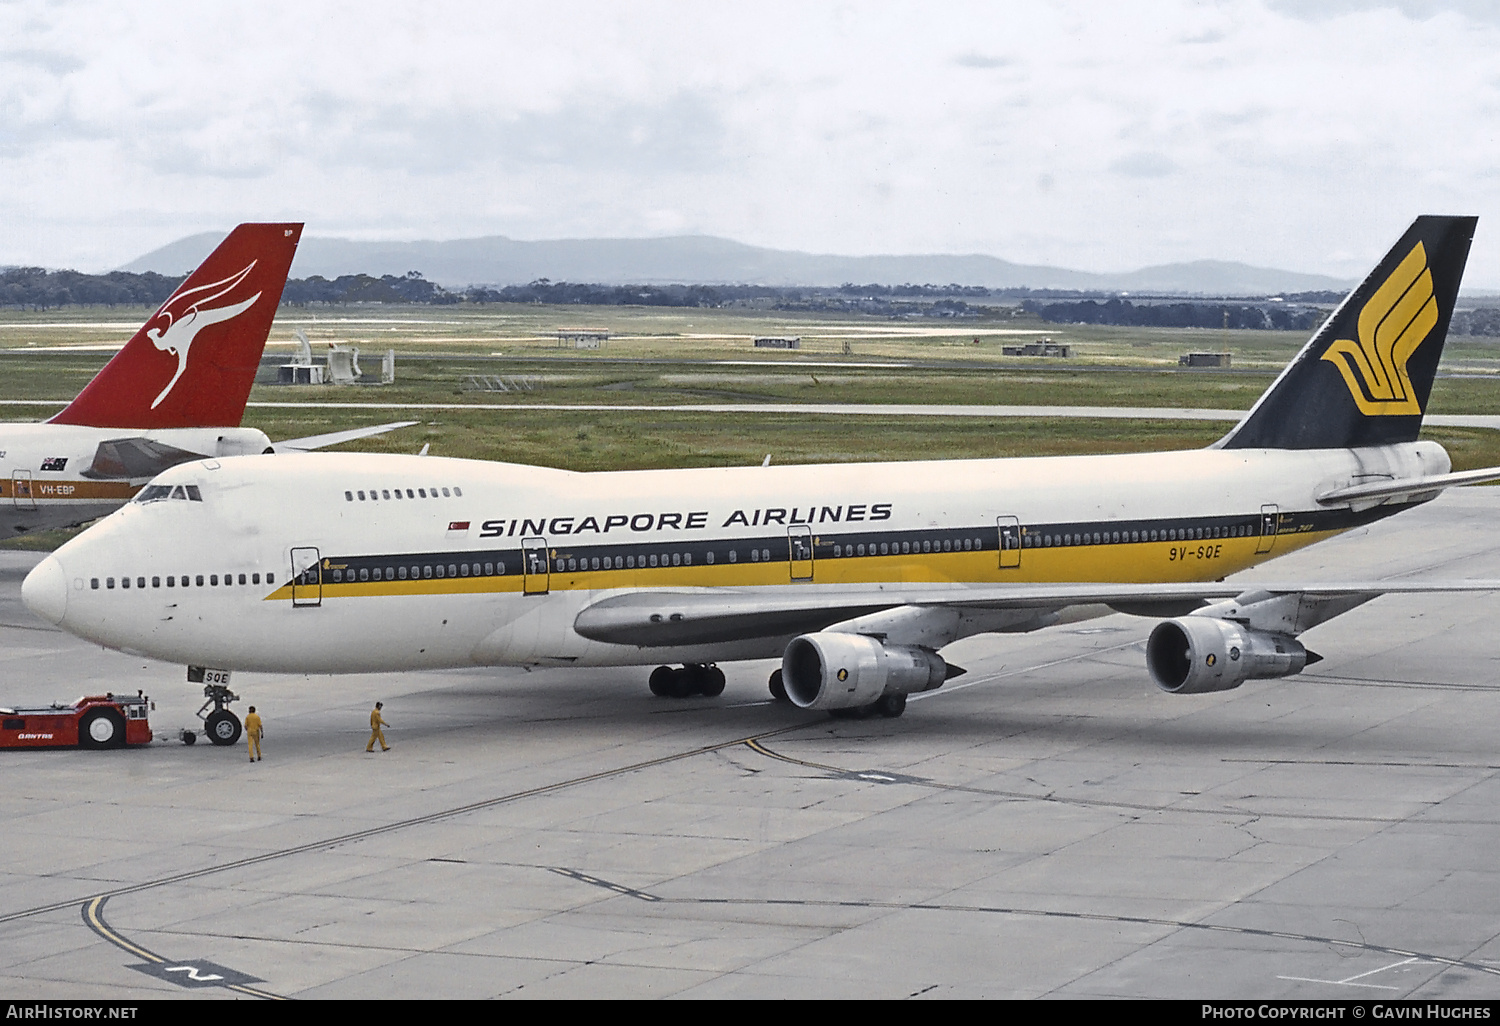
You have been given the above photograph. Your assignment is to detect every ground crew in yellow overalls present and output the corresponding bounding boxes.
[245,706,263,762]
[366,702,390,752]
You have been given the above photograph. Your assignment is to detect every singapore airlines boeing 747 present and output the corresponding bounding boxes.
[22,216,1500,744]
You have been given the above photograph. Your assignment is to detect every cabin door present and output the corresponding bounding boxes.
[290,547,322,607]
[788,526,813,582]
[997,516,1022,569]
[10,471,35,511]
[1256,505,1279,554]
[522,538,551,595]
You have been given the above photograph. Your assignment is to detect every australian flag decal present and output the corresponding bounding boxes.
[40,457,67,471]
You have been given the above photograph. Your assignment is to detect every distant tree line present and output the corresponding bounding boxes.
[0,267,188,309]
[1021,297,1326,332]
[6,264,1500,336]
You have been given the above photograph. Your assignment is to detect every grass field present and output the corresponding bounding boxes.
[4,302,1500,477]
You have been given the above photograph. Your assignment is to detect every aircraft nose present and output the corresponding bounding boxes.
[22,555,67,625]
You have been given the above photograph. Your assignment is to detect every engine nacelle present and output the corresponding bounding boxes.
[1146,617,1309,694]
[782,633,947,710]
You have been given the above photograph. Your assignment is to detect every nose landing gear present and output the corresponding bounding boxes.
[192,676,242,746]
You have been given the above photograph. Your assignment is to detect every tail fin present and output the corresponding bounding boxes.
[1217,215,1476,450]
[49,223,303,429]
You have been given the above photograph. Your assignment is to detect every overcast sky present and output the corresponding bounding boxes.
[3,1,1500,285]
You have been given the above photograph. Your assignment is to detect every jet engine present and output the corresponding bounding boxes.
[781,632,947,711]
[1146,616,1314,694]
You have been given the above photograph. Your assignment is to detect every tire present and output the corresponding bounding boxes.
[78,708,125,749]
[874,693,907,718]
[699,666,726,697]
[648,665,674,697]
[205,710,242,746]
[768,668,788,702]
[666,667,697,699]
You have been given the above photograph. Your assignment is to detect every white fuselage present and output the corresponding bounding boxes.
[0,423,272,534]
[26,442,1446,673]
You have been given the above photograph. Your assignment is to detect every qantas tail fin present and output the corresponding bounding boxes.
[49,223,303,429]
[1216,215,1476,450]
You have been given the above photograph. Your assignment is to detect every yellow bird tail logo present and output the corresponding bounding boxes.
[1320,241,1439,416]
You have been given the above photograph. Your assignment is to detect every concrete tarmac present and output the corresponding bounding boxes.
[4,491,1500,998]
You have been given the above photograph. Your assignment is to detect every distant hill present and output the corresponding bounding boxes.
[120,232,1354,296]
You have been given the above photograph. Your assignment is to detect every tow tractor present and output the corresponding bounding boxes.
[0,692,153,749]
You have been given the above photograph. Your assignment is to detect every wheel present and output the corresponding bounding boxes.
[768,668,788,702]
[698,666,726,697]
[874,693,907,718]
[181,730,197,746]
[648,665,674,697]
[666,667,698,699]
[205,710,242,746]
[78,708,125,749]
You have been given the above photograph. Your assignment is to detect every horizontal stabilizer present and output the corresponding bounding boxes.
[1317,465,1500,504]
[270,421,418,452]
[82,437,210,480]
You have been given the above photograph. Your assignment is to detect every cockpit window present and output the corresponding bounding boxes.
[134,484,204,504]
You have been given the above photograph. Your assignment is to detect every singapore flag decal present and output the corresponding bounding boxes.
[146,262,263,409]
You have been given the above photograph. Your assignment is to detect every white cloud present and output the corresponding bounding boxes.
[1,0,1498,285]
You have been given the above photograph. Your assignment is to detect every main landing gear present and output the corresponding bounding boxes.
[766,668,907,718]
[648,664,726,699]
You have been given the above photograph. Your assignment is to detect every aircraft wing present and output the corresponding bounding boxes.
[573,580,1500,648]
[270,421,418,452]
[81,438,210,480]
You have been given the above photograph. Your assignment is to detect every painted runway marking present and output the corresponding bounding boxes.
[1277,956,1437,990]
[83,895,281,999]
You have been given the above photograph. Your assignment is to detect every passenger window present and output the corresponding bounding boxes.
[167,576,175,587]
[442,488,451,497]
[418,489,427,498]
[454,487,462,497]
[196,575,204,586]
[91,578,100,590]
[152,577,160,588]
[121,577,130,589]
[394,491,402,500]
[360,569,369,582]
[107,577,115,589]
[382,490,390,500]
[406,489,415,498]
[385,567,394,579]
[358,491,366,500]
[238,574,246,585]
[210,575,218,586]
[252,573,260,584]
[267,573,274,584]
[346,491,353,501]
